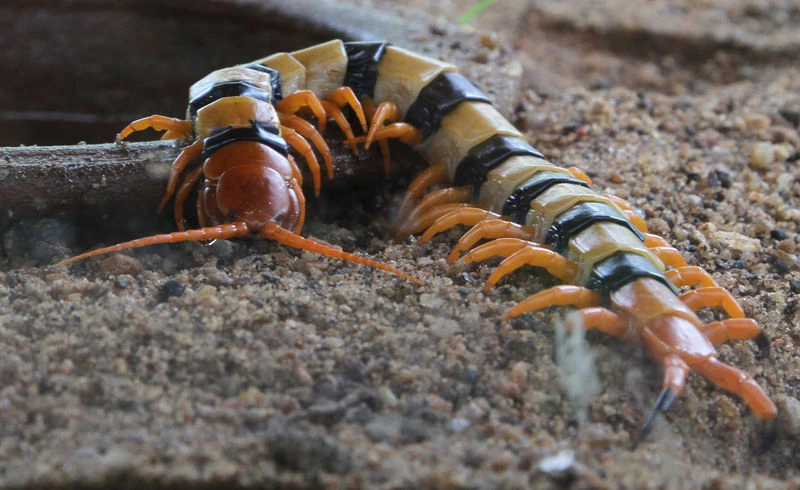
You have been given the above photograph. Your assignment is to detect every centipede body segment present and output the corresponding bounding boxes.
[54,40,776,442]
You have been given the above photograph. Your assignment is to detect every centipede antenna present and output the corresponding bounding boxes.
[54,222,252,267]
[632,387,677,449]
[261,222,423,285]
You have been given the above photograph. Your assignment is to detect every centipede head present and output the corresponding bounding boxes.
[214,164,301,231]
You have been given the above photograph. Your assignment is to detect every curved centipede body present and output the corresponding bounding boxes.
[54,40,776,442]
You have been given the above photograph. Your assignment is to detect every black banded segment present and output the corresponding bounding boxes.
[502,171,590,225]
[189,81,273,117]
[343,41,390,99]
[242,63,283,102]
[202,121,288,157]
[405,71,493,140]
[454,134,545,196]
[545,202,646,253]
[586,252,680,300]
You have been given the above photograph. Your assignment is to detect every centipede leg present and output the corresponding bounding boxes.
[395,162,451,229]
[567,166,593,186]
[276,90,328,132]
[643,233,670,248]
[502,285,602,321]
[173,166,205,231]
[692,357,777,419]
[604,194,649,233]
[414,206,499,243]
[567,307,630,339]
[448,220,538,263]
[650,246,688,268]
[278,112,333,180]
[158,140,204,212]
[404,186,471,232]
[680,287,746,318]
[395,203,474,240]
[118,115,193,141]
[291,178,306,234]
[461,239,578,288]
[664,266,718,288]
[699,318,762,345]
[281,126,323,196]
[635,353,689,447]
[366,124,424,178]
[365,101,402,148]
[326,86,368,132]
[320,100,360,153]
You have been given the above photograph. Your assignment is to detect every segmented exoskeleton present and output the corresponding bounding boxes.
[55,40,776,441]
[55,41,424,285]
[327,40,777,441]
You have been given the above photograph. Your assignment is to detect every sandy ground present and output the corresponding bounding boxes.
[2,0,800,488]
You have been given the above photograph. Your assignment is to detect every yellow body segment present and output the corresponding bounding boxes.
[567,222,666,285]
[525,183,621,240]
[416,101,523,180]
[289,40,348,99]
[478,157,570,214]
[255,52,307,95]
[374,45,456,116]
[193,97,280,139]
[189,66,275,103]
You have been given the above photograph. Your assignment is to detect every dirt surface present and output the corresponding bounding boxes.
[2,0,800,488]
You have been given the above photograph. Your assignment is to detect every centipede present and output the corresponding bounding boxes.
[55,40,777,442]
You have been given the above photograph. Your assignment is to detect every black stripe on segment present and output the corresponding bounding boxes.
[343,41,390,99]
[242,63,283,102]
[453,134,545,196]
[405,71,493,140]
[585,252,680,303]
[202,121,288,158]
[502,171,591,224]
[188,81,273,117]
[545,202,646,254]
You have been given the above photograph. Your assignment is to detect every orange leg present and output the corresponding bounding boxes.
[644,233,670,248]
[460,238,578,288]
[395,162,450,225]
[259,223,422,285]
[414,207,499,243]
[365,101,402,148]
[157,140,204,212]
[567,307,630,339]
[326,86,368,133]
[286,154,304,190]
[54,222,253,267]
[567,166,592,186]
[395,203,473,240]
[635,351,690,447]
[448,220,538,263]
[650,246,688,268]
[665,266,718,288]
[290,178,306,234]
[278,112,333,180]
[276,90,327,131]
[320,100,359,152]
[604,194,648,233]
[366,124,424,178]
[172,166,205,231]
[405,186,472,236]
[699,318,762,345]
[118,115,193,141]
[679,287,746,319]
[281,126,322,196]
[692,357,777,419]
[502,285,602,321]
